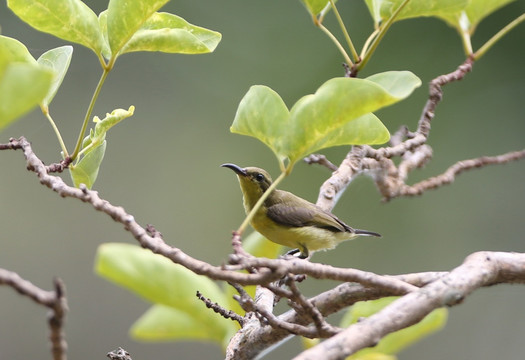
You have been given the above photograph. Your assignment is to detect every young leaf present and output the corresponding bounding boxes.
[70,106,134,188]
[106,0,170,56]
[90,106,135,145]
[437,0,516,35]
[95,243,235,344]
[70,140,106,188]
[364,0,469,25]
[120,12,222,55]
[130,304,236,348]
[37,46,73,108]
[0,49,53,132]
[7,0,105,56]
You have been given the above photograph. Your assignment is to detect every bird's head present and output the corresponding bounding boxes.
[222,163,273,208]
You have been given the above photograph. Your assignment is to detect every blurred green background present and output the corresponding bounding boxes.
[1,1,525,359]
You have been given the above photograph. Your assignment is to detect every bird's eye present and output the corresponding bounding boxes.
[255,173,265,182]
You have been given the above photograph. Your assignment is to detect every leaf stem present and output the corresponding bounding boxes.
[317,22,354,67]
[460,29,474,56]
[357,0,411,72]
[71,68,110,160]
[237,170,288,235]
[474,12,525,60]
[329,0,359,62]
[41,106,69,158]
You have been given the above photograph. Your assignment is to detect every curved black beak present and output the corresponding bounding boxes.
[221,163,247,176]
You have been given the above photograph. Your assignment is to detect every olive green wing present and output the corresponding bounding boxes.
[266,192,351,232]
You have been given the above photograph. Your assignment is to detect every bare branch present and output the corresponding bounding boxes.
[304,154,338,171]
[196,290,244,326]
[294,251,525,360]
[315,57,524,206]
[226,272,446,359]
[396,150,525,197]
[0,269,68,360]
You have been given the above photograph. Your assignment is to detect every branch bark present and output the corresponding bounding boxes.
[294,251,525,359]
[0,269,68,360]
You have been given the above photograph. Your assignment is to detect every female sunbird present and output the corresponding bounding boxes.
[222,163,381,258]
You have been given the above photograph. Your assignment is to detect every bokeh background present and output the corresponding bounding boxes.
[1,1,525,359]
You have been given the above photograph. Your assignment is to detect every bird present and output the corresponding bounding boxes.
[222,163,381,258]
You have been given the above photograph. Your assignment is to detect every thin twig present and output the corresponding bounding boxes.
[196,290,244,326]
[396,150,525,198]
[303,154,338,171]
[0,269,68,360]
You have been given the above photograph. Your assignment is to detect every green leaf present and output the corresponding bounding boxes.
[231,85,290,162]
[37,46,73,107]
[97,11,113,60]
[0,50,53,132]
[364,0,469,25]
[7,0,104,55]
[95,243,236,345]
[106,0,170,56]
[342,297,448,358]
[120,12,222,55]
[70,140,106,189]
[70,106,134,188]
[437,0,516,34]
[90,106,135,144]
[0,35,37,64]
[232,71,420,166]
[131,304,236,347]
[300,0,333,17]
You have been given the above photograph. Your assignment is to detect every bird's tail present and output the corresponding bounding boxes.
[354,229,381,237]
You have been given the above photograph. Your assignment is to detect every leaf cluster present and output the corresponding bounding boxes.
[2,0,222,187]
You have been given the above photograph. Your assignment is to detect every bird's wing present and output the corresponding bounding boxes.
[266,192,351,232]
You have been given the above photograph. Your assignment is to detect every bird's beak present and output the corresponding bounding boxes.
[221,163,247,176]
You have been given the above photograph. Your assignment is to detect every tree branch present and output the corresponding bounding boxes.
[294,251,525,359]
[0,269,68,360]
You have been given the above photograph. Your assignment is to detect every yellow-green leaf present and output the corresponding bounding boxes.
[0,35,37,64]
[0,47,53,131]
[131,304,236,348]
[437,0,516,35]
[106,0,170,56]
[70,140,106,189]
[231,71,420,166]
[37,46,73,107]
[364,0,469,25]
[7,0,104,55]
[120,12,222,55]
[300,0,334,17]
[95,243,235,344]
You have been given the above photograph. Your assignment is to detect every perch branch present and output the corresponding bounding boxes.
[1,137,421,293]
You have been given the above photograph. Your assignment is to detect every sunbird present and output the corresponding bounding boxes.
[222,163,381,258]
